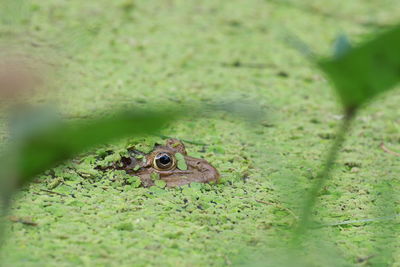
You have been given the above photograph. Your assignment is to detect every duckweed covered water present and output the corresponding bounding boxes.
[2,0,400,266]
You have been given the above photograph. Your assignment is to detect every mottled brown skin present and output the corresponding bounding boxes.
[122,139,219,187]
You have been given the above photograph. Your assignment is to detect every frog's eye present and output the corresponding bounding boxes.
[153,152,175,170]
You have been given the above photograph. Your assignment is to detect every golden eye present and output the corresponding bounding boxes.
[153,152,175,170]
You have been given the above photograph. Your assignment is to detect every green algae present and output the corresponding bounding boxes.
[175,153,187,171]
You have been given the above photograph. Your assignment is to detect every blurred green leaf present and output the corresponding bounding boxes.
[2,108,178,192]
[319,25,400,110]
[0,108,182,200]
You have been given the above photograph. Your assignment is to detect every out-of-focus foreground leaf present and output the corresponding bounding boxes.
[18,109,178,183]
[319,25,400,110]
[0,107,179,202]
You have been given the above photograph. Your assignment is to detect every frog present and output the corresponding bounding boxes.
[116,138,220,187]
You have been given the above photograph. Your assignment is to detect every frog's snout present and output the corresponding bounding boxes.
[186,157,220,183]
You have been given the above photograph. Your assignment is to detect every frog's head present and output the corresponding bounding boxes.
[126,139,220,187]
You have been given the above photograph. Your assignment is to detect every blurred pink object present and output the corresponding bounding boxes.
[0,54,44,100]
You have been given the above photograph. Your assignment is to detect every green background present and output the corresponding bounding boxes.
[2,0,400,266]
